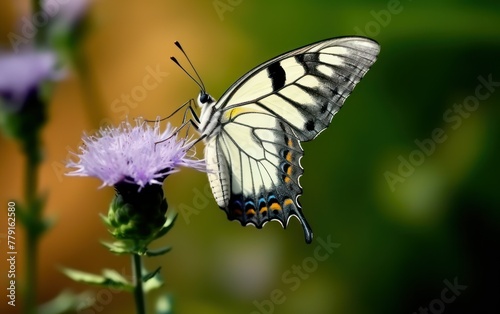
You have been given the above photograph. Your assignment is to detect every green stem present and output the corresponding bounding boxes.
[23,1,44,310]
[24,226,38,314]
[132,254,146,314]
[31,0,41,14]
[23,137,41,314]
[31,0,44,47]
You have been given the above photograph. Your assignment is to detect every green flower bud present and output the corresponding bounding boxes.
[107,181,168,246]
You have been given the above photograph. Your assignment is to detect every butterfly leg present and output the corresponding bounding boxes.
[176,100,201,138]
[154,99,204,148]
[144,98,198,123]
[180,100,200,127]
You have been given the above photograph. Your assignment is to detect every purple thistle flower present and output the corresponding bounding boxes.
[66,119,205,188]
[42,0,92,28]
[0,50,59,111]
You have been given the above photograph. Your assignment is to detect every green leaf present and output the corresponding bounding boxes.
[43,214,57,231]
[153,213,178,240]
[145,246,172,257]
[15,194,52,238]
[38,290,95,314]
[100,212,112,227]
[143,268,164,293]
[100,240,135,255]
[60,267,133,291]
[143,266,162,282]
[102,269,130,285]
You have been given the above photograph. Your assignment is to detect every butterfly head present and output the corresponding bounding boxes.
[197,91,215,107]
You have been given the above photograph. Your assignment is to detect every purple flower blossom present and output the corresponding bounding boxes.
[43,0,92,27]
[0,50,59,111]
[66,119,205,188]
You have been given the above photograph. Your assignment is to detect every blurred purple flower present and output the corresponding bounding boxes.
[0,50,59,111]
[42,0,92,27]
[67,119,205,188]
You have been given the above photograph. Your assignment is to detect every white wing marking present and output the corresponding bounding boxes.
[320,46,350,55]
[280,57,306,85]
[258,94,310,129]
[229,70,273,104]
[318,54,345,67]
[316,64,335,77]
[296,75,322,89]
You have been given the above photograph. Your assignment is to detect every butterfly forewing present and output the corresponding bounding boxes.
[201,36,380,243]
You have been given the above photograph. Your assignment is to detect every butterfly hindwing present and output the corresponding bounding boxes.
[205,111,312,242]
[199,36,380,243]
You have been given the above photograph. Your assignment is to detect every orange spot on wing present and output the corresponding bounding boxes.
[286,151,292,162]
[246,208,256,216]
[270,202,282,211]
[284,199,294,207]
[260,206,268,214]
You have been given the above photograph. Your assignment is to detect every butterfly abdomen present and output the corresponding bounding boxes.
[205,136,231,208]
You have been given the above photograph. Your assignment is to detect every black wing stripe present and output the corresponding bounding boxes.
[267,61,286,91]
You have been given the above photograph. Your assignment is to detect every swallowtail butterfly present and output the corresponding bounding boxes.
[173,36,380,243]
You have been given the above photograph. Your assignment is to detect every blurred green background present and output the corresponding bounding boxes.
[1,0,499,313]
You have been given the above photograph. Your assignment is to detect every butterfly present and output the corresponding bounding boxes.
[173,36,380,243]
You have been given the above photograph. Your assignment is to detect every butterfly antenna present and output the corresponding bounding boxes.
[173,41,206,92]
[170,56,205,92]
